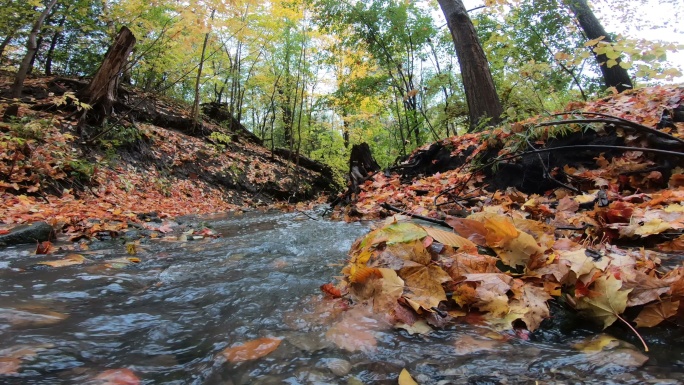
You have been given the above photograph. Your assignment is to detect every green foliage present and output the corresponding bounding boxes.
[67,159,95,181]
[209,131,232,152]
[96,123,142,150]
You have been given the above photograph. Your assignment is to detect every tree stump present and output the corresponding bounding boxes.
[79,26,136,126]
[349,143,380,195]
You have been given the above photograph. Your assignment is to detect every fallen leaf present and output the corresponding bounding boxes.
[399,264,450,312]
[398,368,418,385]
[320,283,342,298]
[221,337,282,362]
[575,275,632,329]
[35,241,53,255]
[37,253,87,268]
[325,305,380,352]
[633,299,680,328]
[421,226,476,249]
[93,368,141,385]
[396,319,432,335]
[453,334,501,355]
[572,334,620,352]
[0,358,20,375]
[635,218,671,236]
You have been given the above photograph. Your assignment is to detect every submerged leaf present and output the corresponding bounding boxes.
[398,368,418,385]
[37,254,87,268]
[93,368,141,385]
[221,337,282,362]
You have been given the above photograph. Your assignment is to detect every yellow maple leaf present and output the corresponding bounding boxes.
[398,368,418,385]
[635,219,671,236]
[576,275,632,329]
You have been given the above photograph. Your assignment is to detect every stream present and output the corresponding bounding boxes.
[1,209,684,384]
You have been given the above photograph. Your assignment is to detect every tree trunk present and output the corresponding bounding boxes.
[565,0,633,93]
[191,9,215,129]
[45,7,68,76]
[79,26,136,125]
[0,33,14,60]
[10,0,59,98]
[348,142,380,196]
[437,0,503,131]
[27,35,44,75]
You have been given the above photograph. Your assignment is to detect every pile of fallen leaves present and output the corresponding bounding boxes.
[327,85,684,345]
[0,75,329,239]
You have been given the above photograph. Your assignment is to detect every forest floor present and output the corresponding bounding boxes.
[324,84,684,342]
[0,73,334,242]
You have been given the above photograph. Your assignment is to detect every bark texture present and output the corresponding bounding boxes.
[437,0,503,131]
[10,0,59,98]
[566,0,633,93]
[79,26,136,124]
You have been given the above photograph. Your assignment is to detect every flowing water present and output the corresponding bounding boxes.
[1,209,683,384]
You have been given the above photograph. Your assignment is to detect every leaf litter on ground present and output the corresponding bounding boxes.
[325,85,684,355]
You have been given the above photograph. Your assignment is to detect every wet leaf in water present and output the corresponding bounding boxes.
[0,306,68,327]
[398,368,418,385]
[105,257,141,269]
[320,283,342,298]
[35,241,53,255]
[572,334,620,352]
[37,253,87,268]
[0,358,20,375]
[325,305,381,352]
[396,319,432,335]
[125,243,137,255]
[221,337,282,362]
[93,368,140,384]
[453,334,501,355]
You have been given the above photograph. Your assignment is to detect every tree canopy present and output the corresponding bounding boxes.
[2,0,682,178]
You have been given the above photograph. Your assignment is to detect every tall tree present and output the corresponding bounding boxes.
[437,0,503,131]
[564,0,633,92]
[10,0,59,98]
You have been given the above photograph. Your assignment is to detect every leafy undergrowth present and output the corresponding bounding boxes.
[328,85,684,346]
[0,75,329,239]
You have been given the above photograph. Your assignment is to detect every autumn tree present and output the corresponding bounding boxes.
[10,0,59,98]
[437,0,503,131]
[564,0,633,92]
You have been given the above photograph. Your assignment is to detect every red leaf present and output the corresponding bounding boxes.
[35,241,53,255]
[320,283,342,298]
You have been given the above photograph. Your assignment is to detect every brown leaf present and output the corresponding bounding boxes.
[320,283,342,299]
[35,241,53,255]
[325,305,380,352]
[0,358,20,375]
[511,283,551,331]
[399,264,450,312]
[37,254,86,268]
[444,216,487,246]
[443,252,500,281]
[422,225,476,250]
[221,337,282,362]
[621,270,671,307]
[633,299,680,328]
[93,368,141,385]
